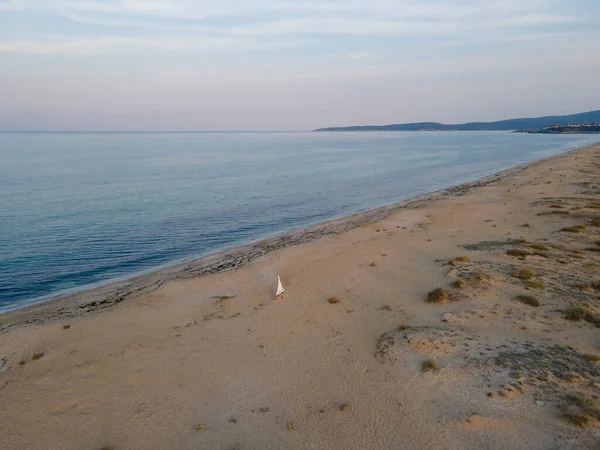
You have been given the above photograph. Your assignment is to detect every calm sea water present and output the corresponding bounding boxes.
[1,131,598,311]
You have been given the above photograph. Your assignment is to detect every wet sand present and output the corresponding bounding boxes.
[1,143,599,449]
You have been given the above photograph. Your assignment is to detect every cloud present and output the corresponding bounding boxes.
[1,1,592,55]
[0,35,312,53]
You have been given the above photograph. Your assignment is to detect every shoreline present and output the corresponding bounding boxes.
[2,141,599,449]
[1,142,597,329]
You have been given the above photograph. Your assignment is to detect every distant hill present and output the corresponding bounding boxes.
[314,110,600,132]
[525,125,600,134]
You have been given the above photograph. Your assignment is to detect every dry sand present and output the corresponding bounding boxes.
[1,143,599,450]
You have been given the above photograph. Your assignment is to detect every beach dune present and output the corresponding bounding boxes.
[1,144,599,449]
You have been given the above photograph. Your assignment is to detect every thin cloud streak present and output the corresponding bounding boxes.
[1,0,598,129]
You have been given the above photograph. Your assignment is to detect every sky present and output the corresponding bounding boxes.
[0,0,599,131]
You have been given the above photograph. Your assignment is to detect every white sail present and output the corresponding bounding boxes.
[276,274,285,297]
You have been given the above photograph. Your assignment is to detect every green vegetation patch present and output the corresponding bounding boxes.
[583,354,600,364]
[529,244,549,252]
[427,288,448,304]
[561,393,600,427]
[516,295,540,307]
[511,268,535,280]
[452,279,466,289]
[421,358,437,372]
[564,306,600,326]
[526,281,545,290]
[449,256,470,266]
[560,225,586,233]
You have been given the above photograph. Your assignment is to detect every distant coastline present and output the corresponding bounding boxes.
[314,109,600,132]
[516,124,600,134]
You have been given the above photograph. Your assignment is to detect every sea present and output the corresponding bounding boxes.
[1,131,598,312]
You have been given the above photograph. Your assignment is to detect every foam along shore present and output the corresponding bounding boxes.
[1,143,599,449]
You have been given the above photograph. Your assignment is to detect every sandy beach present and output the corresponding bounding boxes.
[1,143,599,449]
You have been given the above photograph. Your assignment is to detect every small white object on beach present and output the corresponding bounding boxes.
[275,274,285,299]
[535,401,545,406]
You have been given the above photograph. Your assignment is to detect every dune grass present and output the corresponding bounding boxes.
[31,353,44,360]
[583,354,600,364]
[328,296,342,304]
[564,306,600,326]
[427,288,448,304]
[529,244,549,252]
[560,225,586,233]
[506,249,529,257]
[468,270,493,287]
[449,256,470,266]
[526,280,545,290]
[452,279,466,289]
[511,268,534,280]
[561,393,600,427]
[421,358,437,372]
[213,295,235,300]
[516,295,540,307]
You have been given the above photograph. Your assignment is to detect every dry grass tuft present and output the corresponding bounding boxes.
[18,360,25,366]
[398,324,411,331]
[529,244,549,252]
[583,354,600,364]
[449,256,470,266]
[427,288,448,304]
[452,279,466,289]
[328,296,342,304]
[31,353,44,360]
[339,404,351,411]
[62,325,70,329]
[516,295,540,307]
[561,393,600,427]
[421,358,437,372]
[560,225,586,233]
[564,306,600,326]
[195,424,205,431]
[526,281,545,290]
[506,249,529,257]
[472,271,493,285]
[591,219,600,227]
[288,422,297,431]
[370,261,377,267]
[564,306,587,321]
[511,268,534,280]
